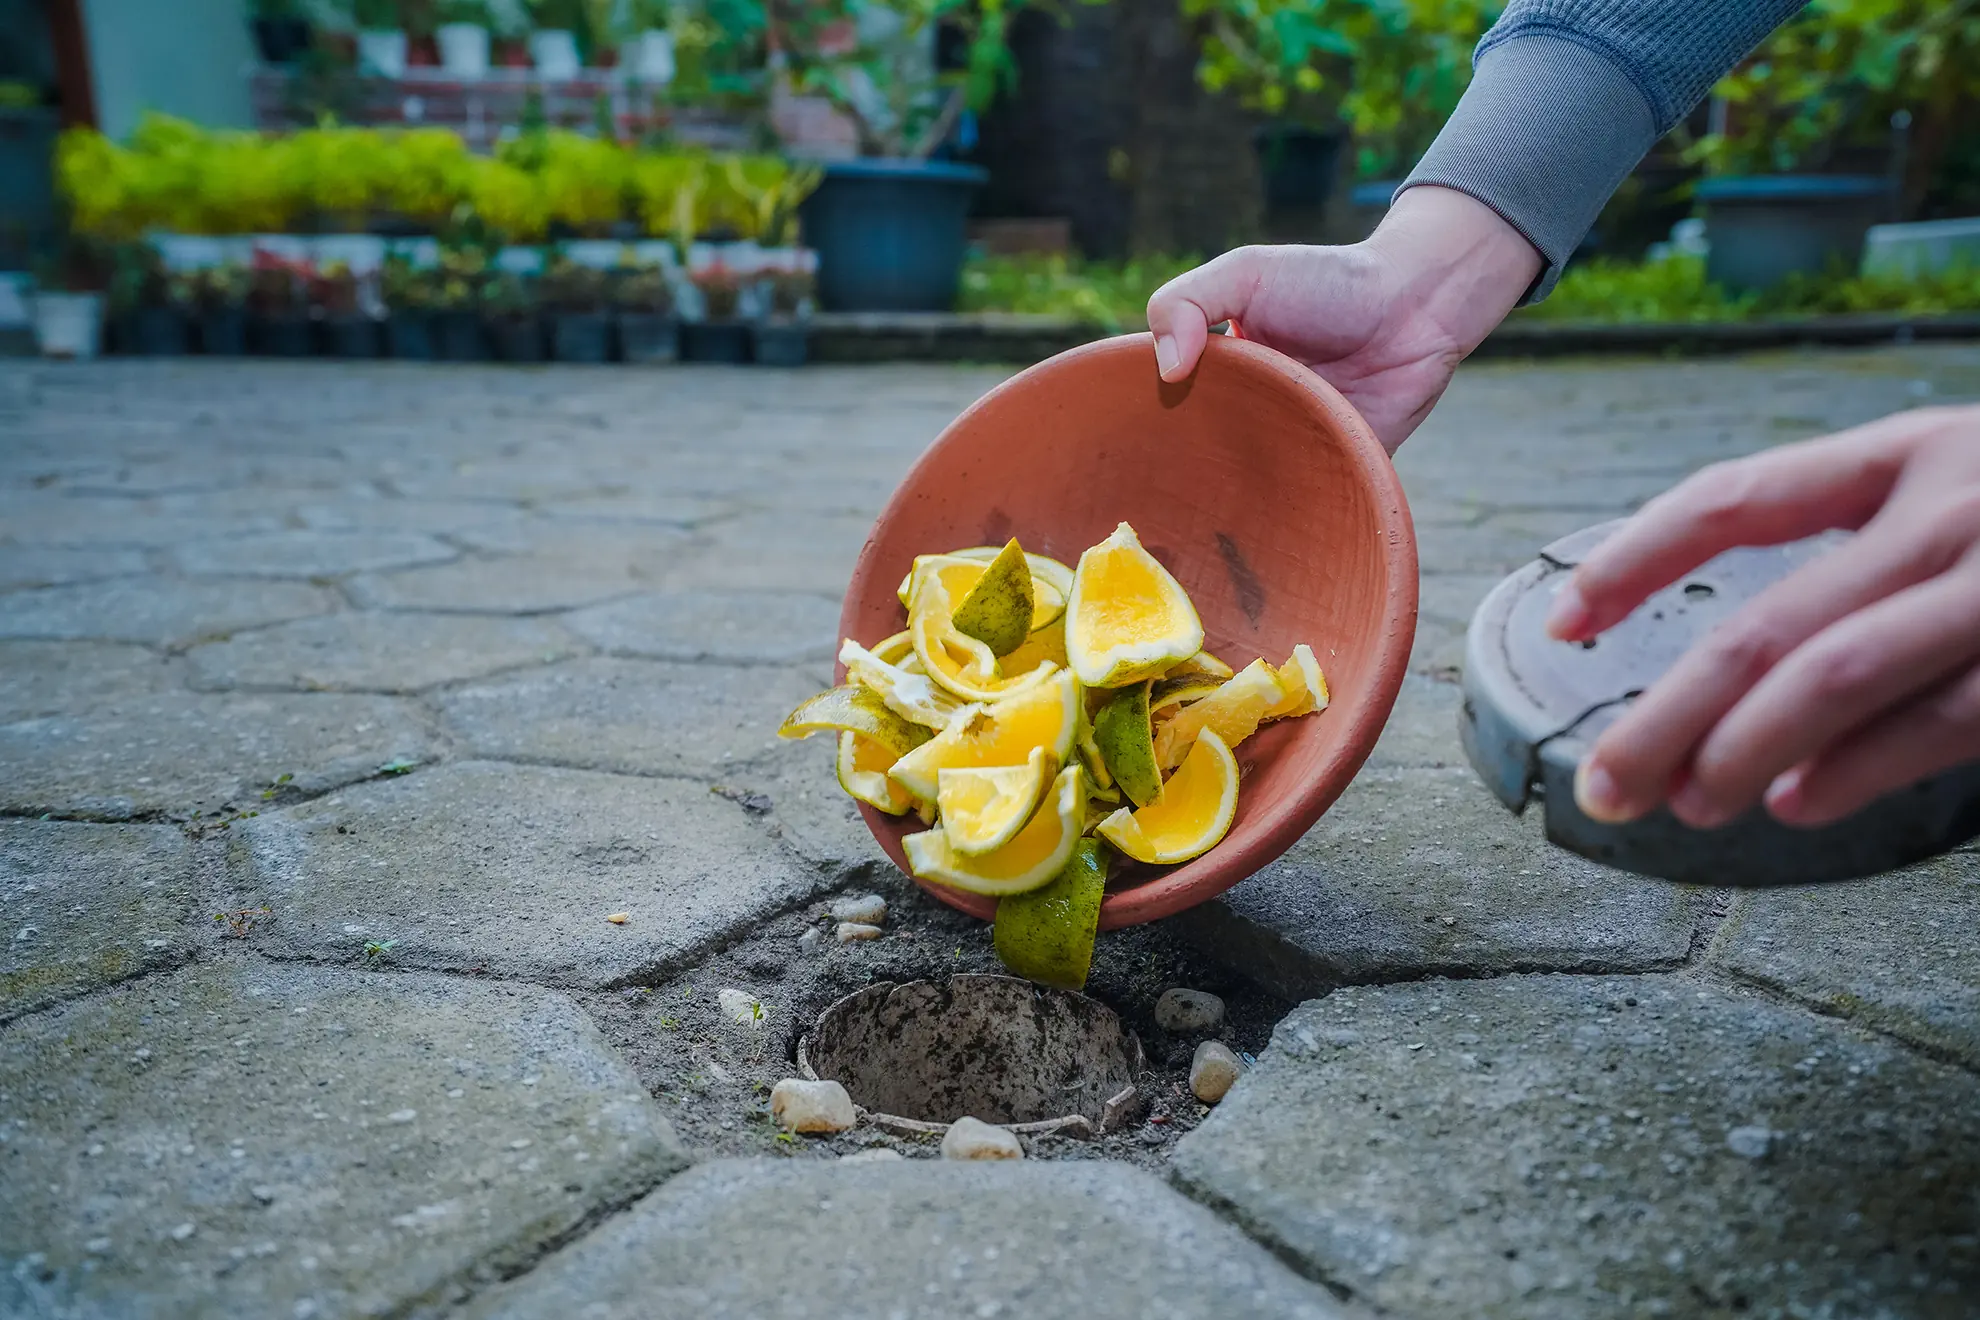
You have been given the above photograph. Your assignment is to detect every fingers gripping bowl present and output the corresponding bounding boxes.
[837,333,1418,928]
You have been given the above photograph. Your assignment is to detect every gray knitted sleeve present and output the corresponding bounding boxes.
[1400,0,1810,300]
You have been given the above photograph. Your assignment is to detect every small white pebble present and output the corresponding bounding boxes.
[829,894,888,926]
[387,1109,416,1124]
[605,912,629,925]
[840,1147,903,1163]
[1727,1126,1773,1160]
[85,1238,111,1254]
[1154,988,1225,1035]
[1190,1041,1243,1104]
[771,1078,856,1134]
[941,1116,1023,1161]
[835,922,883,944]
[797,927,823,953]
[718,987,766,1026]
[169,1222,196,1242]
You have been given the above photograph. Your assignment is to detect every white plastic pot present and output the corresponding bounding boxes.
[357,28,408,78]
[632,29,675,84]
[436,23,490,77]
[33,292,103,361]
[528,29,581,79]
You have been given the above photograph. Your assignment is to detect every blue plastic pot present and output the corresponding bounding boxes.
[1698,175,1892,293]
[800,159,989,313]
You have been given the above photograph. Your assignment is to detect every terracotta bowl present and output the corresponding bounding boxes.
[838,333,1417,928]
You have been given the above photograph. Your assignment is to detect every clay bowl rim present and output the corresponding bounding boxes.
[837,331,1418,929]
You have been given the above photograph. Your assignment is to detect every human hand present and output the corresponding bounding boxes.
[1546,404,1980,830]
[1144,187,1541,452]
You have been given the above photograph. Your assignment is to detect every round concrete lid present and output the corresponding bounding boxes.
[1461,521,1980,885]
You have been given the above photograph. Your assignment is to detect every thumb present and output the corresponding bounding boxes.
[1146,247,1272,383]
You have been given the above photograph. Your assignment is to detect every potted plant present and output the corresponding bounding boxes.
[313,261,383,357]
[436,0,494,75]
[1677,5,1968,292]
[752,263,812,367]
[431,245,490,359]
[682,263,750,362]
[29,232,110,361]
[483,270,547,360]
[381,253,439,358]
[190,263,251,355]
[581,0,627,67]
[527,0,586,77]
[106,242,192,356]
[540,253,613,361]
[354,0,410,76]
[250,0,315,64]
[248,256,313,356]
[625,0,677,84]
[786,1,1019,312]
[611,260,679,363]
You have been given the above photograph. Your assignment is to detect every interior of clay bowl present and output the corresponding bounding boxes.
[837,332,1417,928]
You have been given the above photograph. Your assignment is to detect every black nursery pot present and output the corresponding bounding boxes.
[433,310,487,361]
[251,314,313,357]
[552,312,614,363]
[252,16,313,63]
[198,309,248,356]
[682,320,753,364]
[113,307,191,356]
[386,313,435,360]
[616,313,680,364]
[320,315,381,359]
[490,315,548,363]
[752,320,809,368]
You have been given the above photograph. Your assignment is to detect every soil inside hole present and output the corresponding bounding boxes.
[579,869,1292,1166]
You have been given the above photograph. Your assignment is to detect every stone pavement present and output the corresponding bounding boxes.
[3,350,1979,1318]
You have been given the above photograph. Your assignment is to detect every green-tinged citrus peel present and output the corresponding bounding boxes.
[950,538,1037,656]
[992,837,1108,990]
[838,639,964,730]
[905,765,1082,896]
[1065,522,1204,688]
[778,684,933,755]
[1093,681,1163,808]
[896,552,1069,633]
[1098,728,1240,865]
[837,732,916,815]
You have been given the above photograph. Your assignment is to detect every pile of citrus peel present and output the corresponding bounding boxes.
[778,523,1327,987]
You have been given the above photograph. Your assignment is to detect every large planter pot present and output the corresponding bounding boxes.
[320,315,381,359]
[753,321,809,368]
[489,315,548,362]
[386,313,435,360]
[433,310,486,361]
[1698,175,1892,293]
[616,312,679,364]
[529,29,581,79]
[32,293,103,361]
[631,29,675,83]
[551,312,613,363]
[358,29,408,78]
[437,23,490,77]
[121,307,191,356]
[682,321,752,364]
[1255,126,1344,212]
[251,315,313,357]
[800,159,988,313]
[252,16,313,64]
[199,309,248,356]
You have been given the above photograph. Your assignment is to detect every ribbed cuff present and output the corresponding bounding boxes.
[1399,34,1658,303]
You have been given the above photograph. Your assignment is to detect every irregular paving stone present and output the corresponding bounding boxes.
[1173,770,1701,997]
[0,577,336,645]
[185,612,580,693]
[346,545,673,614]
[665,512,875,595]
[236,761,827,986]
[1189,1041,1242,1104]
[1364,672,1466,769]
[0,641,174,722]
[169,530,457,578]
[0,820,192,1023]
[769,1078,855,1133]
[1,689,433,819]
[563,590,842,664]
[0,959,686,1319]
[1715,853,1980,1069]
[437,656,819,780]
[1170,974,1980,1318]
[0,493,285,546]
[1154,988,1226,1034]
[466,1160,1346,1319]
[0,545,149,594]
[717,733,893,884]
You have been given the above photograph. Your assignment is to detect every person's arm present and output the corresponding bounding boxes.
[1402,0,1812,302]
[1149,0,1811,451]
